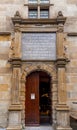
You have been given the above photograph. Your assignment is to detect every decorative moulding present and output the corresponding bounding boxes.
[12,11,66,25]
[67,32,77,36]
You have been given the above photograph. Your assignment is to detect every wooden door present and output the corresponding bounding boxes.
[25,72,39,125]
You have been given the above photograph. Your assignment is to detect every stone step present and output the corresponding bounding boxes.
[24,126,54,130]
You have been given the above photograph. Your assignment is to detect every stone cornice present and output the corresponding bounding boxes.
[12,17,66,25]
[67,32,77,36]
[12,11,66,26]
[24,3,54,7]
[0,32,11,35]
[22,59,56,62]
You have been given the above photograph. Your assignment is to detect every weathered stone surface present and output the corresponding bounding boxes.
[67,0,77,4]
[0,0,77,130]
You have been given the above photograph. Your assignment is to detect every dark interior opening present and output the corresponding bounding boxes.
[39,71,52,125]
[70,116,77,130]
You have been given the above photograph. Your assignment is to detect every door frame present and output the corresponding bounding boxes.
[39,71,52,124]
[25,71,52,125]
[21,63,57,127]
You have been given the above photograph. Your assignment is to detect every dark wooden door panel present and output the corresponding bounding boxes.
[25,72,39,125]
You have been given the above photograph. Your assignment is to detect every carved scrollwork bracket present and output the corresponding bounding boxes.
[9,37,15,58]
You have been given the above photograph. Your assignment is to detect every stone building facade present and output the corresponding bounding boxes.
[0,0,77,130]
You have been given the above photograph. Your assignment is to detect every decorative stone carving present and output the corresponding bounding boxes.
[57,11,63,18]
[14,23,20,32]
[8,10,71,130]
[57,11,66,32]
[56,59,67,68]
[56,18,72,129]
[57,24,64,32]
[21,63,56,80]
[14,11,21,18]
[63,37,70,62]
[9,38,15,58]
[57,11,66,23]
[20,62,57,126]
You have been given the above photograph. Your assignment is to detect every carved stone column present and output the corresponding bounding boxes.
[7,11,22,130]
[56,11,72,130]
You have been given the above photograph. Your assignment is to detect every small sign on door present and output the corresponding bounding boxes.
[31,93,35,100]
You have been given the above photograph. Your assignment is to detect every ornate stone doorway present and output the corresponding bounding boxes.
[6,11,73,130]
[25,71,52,126]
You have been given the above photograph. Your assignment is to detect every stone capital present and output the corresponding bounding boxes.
[56,58,67,68]
[56,104,70,111]
[9,58,22,68]
[57,24,64,32]
[14,23,21,32]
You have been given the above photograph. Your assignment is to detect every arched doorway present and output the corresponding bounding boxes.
[25,71,52,126]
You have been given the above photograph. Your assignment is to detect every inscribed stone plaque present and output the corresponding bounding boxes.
[22,33,56,60]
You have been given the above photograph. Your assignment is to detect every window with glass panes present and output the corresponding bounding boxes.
[28,0,49,18]
[29,9,38,18]
[40,9,49,18]
[28,0,38,4]
[40,0,49,3]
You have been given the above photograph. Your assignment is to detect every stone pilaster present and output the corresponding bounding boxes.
[57,61,67,104]
[7,12,22,130]
[56,60,72,130]
[14,30,21,58]
[56,11,72,130]
[7,59,22,130]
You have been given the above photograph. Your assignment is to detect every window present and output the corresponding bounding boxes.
[40,9,49,18]
[29,9,38,18]
[28,0,49,19]
[28,0,38,4]
[40,0,49,4]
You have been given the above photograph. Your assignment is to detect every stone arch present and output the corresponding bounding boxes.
[20,63,57,126]
[21,63,56,81]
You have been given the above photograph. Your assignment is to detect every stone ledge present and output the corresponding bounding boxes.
[0,32,11,35]
[68,32,77,36]
[8,104,22,111]
[6,125,22,130]
[56,126,72,130]
[56,105,70,111]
